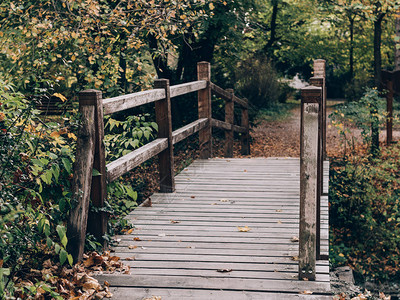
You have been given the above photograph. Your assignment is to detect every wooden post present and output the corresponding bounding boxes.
[313,59,327,160]
[86,90,108,245]
[155,79,175,193]
[67,90,97,262]
[309,77,323,259]
[225,89,234,157]
[299,86,322,281]
[241,99,250,155]
[386,79,394,145]
[197,62,212,159]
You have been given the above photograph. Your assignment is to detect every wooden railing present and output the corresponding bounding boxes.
[67,62,250,261]
[298,59,327,280]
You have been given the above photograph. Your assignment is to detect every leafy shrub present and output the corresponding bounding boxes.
[330,146,400,281]
[235,56,293,111]
[0,79,78,297]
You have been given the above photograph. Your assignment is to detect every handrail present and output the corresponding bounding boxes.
[68,61,251,261]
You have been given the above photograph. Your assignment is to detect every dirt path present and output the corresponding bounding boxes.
[250,105,343,158]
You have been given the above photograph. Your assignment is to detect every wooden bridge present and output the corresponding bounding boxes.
[68,60,332,298]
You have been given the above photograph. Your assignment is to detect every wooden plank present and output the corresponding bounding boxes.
[225,89,234,157]
[155,79,175,192]
[210,82,248,108]
[106,138,168,182]
[95,275,331,293]
[110,287,333,300]
[172,118,208,144]
[170,80,207,98]
[241,104,250,155]
[103,89,165,115]
[212,118,246,133]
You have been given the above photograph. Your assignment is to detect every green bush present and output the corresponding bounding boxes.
[235,56,293,111]
[330,147,400,281]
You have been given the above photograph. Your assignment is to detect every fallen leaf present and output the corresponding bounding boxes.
[220,199,229,202]
[290,236,299,242]
[126,228,134,234]
[277,220,282,224]
[170,220,181,224]
[190,196,195,198]
[133,237,141,241]
[275,209,282,212]
[217,269,232,273]
[237,226,251,232]
[300,290,313,294]
[128,245,136,249]
[290,256,299,261]
[143,297,162,300]
[125,257,135,261]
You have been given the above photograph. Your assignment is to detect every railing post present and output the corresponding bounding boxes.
[309,77,324,259]
[241,98,250,155]
[155,79,175,193]
[197,62,212,159]
[299,86,322,281]
[86,90,108,246]
[225,89,234,157]
[313,59,327,159]
[67,90,97,262]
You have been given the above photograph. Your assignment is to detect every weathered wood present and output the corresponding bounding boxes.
[67,90,96,262]
[197,62,212,158]
[170,80,207,98]
[110,287,333,300]
[309,78,324,259]
[313,59,327,160]
[101,158,330,296]
[155,79,175,193]
[211,118,246,133]
[95,275,331,294]
[86,90,107,245]
[210,82,249,108]
[172,118,208,144]
[299,86,321,281]
[106,138,168,182]
[241,99,250,155]
[103,89,165,115]
[225,89,234,158]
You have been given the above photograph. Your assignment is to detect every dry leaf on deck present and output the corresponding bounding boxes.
[128,245,136,249]
[170,220,180,224]
[300,290,313,295]
[290,236,299,242]
[237,226,251,232]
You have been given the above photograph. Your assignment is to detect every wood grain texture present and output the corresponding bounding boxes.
[172,118,208,144]
[210,82,248,108]
[197,62,212,158]
[99,158,331,298]
[103,89,165,115]
[106,138,168,182]
[170,80,207,98]
[67,90,96,262]
[225,89,234,158]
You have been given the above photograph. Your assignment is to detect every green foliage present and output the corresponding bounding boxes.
[0,79,76,297]
[330,88,388,155]
[330,145,400,281]
[235,56,293,110]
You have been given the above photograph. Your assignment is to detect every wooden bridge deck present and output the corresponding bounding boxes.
[96,158,331,299]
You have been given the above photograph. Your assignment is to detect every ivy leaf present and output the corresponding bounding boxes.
[59,249,67,265]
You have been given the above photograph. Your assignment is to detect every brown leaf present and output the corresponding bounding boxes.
[290,256,299,261]
[190,195,195,198]
[133,237,141,241]
[290,236,299,242]
[237,226,251,232]
[217,269,232,273]
[170,220,181,224]
[125,257,135,261]
[126,228,134,234]
[128,245,137,249]
[300,290,313,294]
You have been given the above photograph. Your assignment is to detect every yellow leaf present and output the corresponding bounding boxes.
[209,3,215,10]
[106,47,111,53]
[339,253,345,257]
[237,226,251,232]
[53,93,67,102]
[71,55,76,61]
[50,131,61,138]
[67,132,77,140]
[95,35,100,43]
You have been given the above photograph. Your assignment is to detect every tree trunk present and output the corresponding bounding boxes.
[395,12,400,71]
[374,13,385,88]
[349,16,354,82]
[264,0,279,55]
